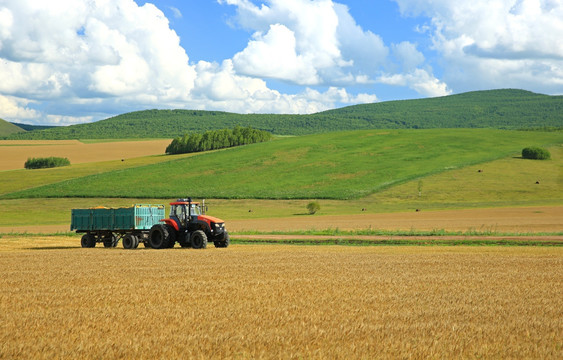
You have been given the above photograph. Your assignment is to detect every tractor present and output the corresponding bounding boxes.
[148,198,229,249]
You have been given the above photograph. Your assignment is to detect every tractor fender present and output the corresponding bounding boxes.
[161,218,180,231]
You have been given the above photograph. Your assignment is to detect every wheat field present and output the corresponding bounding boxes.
[1,242,561,359]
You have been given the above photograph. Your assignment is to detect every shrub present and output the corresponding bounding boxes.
[522,147,551,160]
[25,157,71,169]
[306,201,321,215]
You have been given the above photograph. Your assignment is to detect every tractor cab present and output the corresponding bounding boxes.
[169,200,202,227]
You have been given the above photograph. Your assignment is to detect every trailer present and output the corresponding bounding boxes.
[72,199,229,249]
[71,204,165,248]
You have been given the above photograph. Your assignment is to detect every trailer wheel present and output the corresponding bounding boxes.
[149,224,172,249]
[191,230,207,249]
[103,234,118,248]
[81,233,96,248]
[123,234,138,249]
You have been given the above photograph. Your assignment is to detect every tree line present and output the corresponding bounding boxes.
[165,126,273,154]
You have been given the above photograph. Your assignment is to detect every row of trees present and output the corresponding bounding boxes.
[25,157,70,169]
[166,126,273,154]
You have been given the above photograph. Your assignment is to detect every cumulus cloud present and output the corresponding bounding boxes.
[392,0,563,93]
[0,95,39,120]
[222,0,387,86]
[378,69,451,97]
[0,0,197,124]
[392,42,425,72]
[189,59,376,114]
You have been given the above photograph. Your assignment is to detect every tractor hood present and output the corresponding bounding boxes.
[197,214,224,224]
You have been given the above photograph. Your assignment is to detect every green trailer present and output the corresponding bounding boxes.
[71,204,165,248]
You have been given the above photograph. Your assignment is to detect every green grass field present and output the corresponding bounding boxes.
[4,129,561,200]
[0,129,561,230]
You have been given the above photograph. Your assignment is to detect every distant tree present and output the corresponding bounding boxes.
[306,201,321,215]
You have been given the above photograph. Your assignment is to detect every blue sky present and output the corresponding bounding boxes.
[0,0,562,125]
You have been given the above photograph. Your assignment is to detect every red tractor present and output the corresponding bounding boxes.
[148,198,229,249]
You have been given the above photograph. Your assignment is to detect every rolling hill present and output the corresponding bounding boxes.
[6,89,563,140]
[0,118,25,137]
[4,129,561,200]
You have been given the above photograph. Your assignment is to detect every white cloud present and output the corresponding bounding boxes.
[169,6,182,19]
[190,59,375,113]
[223,0,387,86]
[46,114,95,126]
[392,42,425,72]
[393,0,563,93]
[378,69,451,97]
[0,0,197,124]
[0,95,39,120]
[232,24,320,84]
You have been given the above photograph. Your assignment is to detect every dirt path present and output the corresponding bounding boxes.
[228,206,563,233]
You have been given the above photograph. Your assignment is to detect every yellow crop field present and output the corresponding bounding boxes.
[0,139,171,170]
[1,240,561,359]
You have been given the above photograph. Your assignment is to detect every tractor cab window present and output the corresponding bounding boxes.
[190,204,201,216]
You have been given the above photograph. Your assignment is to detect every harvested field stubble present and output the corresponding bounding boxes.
[0,244,562,359]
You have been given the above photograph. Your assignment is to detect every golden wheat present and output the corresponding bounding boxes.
[0,240,561,359]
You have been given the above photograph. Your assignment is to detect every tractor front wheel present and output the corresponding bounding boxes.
[179,232,191,248]
[214,232,230,248]
[191,230,208,249]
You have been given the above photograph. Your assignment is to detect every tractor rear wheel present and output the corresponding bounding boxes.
[149,224,172,249]
[165,225,176,248]
[191,230,207,249]
[81,233,96,248]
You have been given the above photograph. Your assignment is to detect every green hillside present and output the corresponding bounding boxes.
[7,89,563,140]
[5,129,561,200]
[0,118,25,137]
